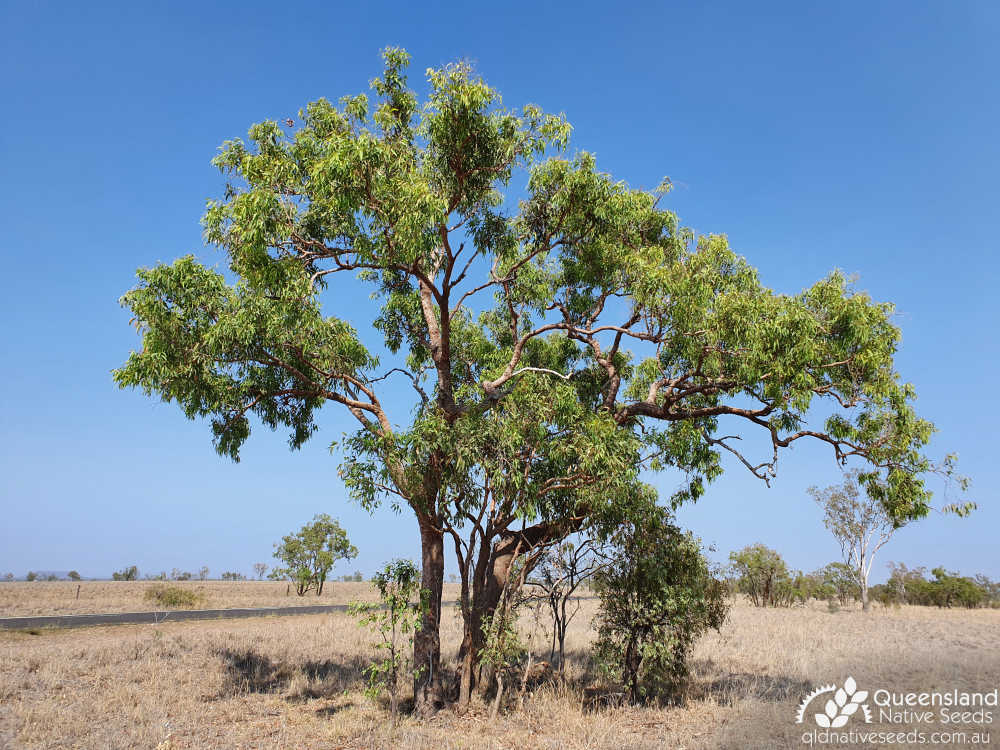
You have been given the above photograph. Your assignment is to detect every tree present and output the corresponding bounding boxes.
[271,514,357,595]
[349,559,427,722]
[26,571,38,581]
[729,544,797,607]
[198,566,210,581]
[112,565,138,581]
[2,573,13,582]
[253,562,268,580]
[527,533,606,671]
[67,570,81,581]
[593,504,728,704]
[115,48,966,712]
[809,471,898,611]
[221,571,246,581]
[816,561,860,605]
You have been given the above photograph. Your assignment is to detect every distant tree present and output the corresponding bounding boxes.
[45,574,58,581]
[112,565,139,581]
[253,563,268,580]
[816,561,860,605]
[221,571,246,581]
[352,570,363,582]
[927,567,988,609]
[170,568,193,581]
[3,573,13,582]
[26,571,38,582]
[809,471,901,612]
[198,566,210,581]
[271,514,357,596]
[67,570,81,581]
[973,574,1000,607]
[729,544,799,607]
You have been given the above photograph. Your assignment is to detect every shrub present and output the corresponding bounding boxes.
[144,584,204,608]
[67,571,81,581]
[594,509,728,704]
[26,571,38,582]
[349,560,427,722]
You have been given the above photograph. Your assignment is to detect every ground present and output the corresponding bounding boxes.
[1,584,997,749]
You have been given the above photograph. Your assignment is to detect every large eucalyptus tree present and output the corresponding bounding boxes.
[115,49,962,712]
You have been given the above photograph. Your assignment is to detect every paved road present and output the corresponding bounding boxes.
[0,596,595,631]
[0,604,355,631]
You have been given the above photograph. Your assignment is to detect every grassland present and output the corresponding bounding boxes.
[0,580,386,617]
[1,587,997,749]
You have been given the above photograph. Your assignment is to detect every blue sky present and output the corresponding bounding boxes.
[1,1,996,581]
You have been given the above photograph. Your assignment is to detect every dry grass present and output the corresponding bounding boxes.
[1,597,997,749]
[0,581,410,617]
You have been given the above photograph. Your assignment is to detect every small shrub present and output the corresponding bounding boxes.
[349,559,427,722]
[594,508,728,705]
[144,584,204,608]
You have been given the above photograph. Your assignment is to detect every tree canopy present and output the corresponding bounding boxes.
[271,513,357,596]
[115,48,965,710]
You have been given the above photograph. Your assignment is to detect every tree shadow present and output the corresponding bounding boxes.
[286,655,371,701]
[315,701,355,717]
[216,647,294,695]
[213,647,371,701]
[689,660,812,706]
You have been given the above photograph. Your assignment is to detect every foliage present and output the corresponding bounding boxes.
[815,562,860,605]
[198,566,210,581]
[349,559,428,721]
[594,506,728,704]
[68,571,81,581]
[221,571,246,581]
[144,584,204,608]
[728,544,799,607]
[872,565,991,609]
[477,552,539,718]
[25,572,38,582]
[114,47,968,709]
[253,563,268,580]
[171,568,193,581]
[112,565,138,581]
[271,514,357,596]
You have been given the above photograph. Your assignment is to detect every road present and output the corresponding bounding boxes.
[0,603,355,630]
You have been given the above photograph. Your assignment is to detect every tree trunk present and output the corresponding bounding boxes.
[414,514,445,715]
[861,579,870,612]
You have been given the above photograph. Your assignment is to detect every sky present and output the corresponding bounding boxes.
[1,1,997,582]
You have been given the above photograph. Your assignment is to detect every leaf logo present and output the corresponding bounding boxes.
[796,676,872,727]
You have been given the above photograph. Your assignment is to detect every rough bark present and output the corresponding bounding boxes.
[414,514,446,714]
